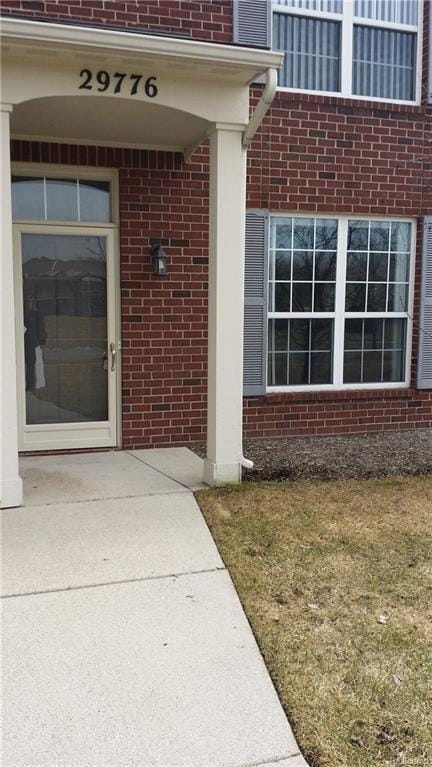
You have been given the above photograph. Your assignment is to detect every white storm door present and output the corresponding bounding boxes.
[14,225,118,451]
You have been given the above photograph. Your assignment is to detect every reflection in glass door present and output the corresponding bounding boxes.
[15,228,117,451]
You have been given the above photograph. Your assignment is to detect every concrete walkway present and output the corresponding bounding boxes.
[2,448,307,767]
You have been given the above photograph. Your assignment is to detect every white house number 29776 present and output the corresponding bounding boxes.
[79,70,158,97]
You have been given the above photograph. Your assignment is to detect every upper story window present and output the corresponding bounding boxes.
[273,0,421,102]
[12,175,112,223]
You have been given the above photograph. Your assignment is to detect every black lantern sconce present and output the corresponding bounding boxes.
[150,242,169,276]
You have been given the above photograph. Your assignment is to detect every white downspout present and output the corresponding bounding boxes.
[242,67,278,148]
[239,67,278,472]
[240,456,254,470]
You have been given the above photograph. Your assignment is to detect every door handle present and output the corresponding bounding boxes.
[110,342,116,372]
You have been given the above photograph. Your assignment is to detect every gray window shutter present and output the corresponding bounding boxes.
[233,0,272,48]
[417,217,432,388]
[243,210,269,396]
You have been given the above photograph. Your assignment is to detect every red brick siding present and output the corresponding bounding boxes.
[242,0,432,440]
[244,390,432,439]
[421,0,432,215]
[7,0,432,446]
[247,94,430,215]
[0,0,233,43]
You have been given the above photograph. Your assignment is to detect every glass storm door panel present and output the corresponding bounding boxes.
[15,228,117,451]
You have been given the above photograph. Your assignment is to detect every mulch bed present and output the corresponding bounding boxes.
[193,428,432,482]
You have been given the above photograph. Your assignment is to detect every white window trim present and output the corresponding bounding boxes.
[272,1,423,105]
[267,212,416,393]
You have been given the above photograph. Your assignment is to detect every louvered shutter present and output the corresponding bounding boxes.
[233,0,272,49]
[417,217,432,388]
[243,210,269,395]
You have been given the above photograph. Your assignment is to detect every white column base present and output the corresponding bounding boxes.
[1,476,23,509]
[203,459,242,486]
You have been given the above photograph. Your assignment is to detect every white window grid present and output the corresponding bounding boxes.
[13,176,111,223]
[268,317,334,385]
[344,317,406,384]
[345,220,411,314]
[267,213,416,392]
[11,164,117,227]
[268,217,337,314]
[272,0,423,104]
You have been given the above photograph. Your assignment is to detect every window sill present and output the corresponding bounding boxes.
[274,87,420,109]
[255,87,425,113]
[247,387,416,404]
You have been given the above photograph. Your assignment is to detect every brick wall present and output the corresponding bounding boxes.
[244,390,432,439]
[7,0,432,446]
[243,0,432,440]
[247,94,430,216]
[0,0,233,43]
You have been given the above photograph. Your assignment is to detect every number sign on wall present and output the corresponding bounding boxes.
[79,70,158,97]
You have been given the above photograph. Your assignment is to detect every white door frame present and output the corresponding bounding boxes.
[13,223,120,452]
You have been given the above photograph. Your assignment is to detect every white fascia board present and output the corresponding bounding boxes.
[0,17,283,78]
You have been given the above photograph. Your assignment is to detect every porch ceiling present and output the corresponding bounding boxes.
[10,96,209,152]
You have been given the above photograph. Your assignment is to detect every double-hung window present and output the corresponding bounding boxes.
[273,0,421,102]
[267,215,414,390]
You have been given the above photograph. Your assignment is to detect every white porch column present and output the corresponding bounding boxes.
[204,124,247,486]
[1,105,23,508]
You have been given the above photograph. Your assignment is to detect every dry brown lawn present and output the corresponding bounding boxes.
[197,477,432,767]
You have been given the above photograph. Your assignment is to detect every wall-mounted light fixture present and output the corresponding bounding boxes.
[150,242,169,276]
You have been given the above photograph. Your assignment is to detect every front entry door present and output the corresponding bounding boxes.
[14,226,118,451]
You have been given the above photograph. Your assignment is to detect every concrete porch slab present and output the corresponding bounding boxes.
[20,450,184,507]
[4,450,308,766]
[130,446,205,489]
[2,570,301,767]
[1,493,223,597]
